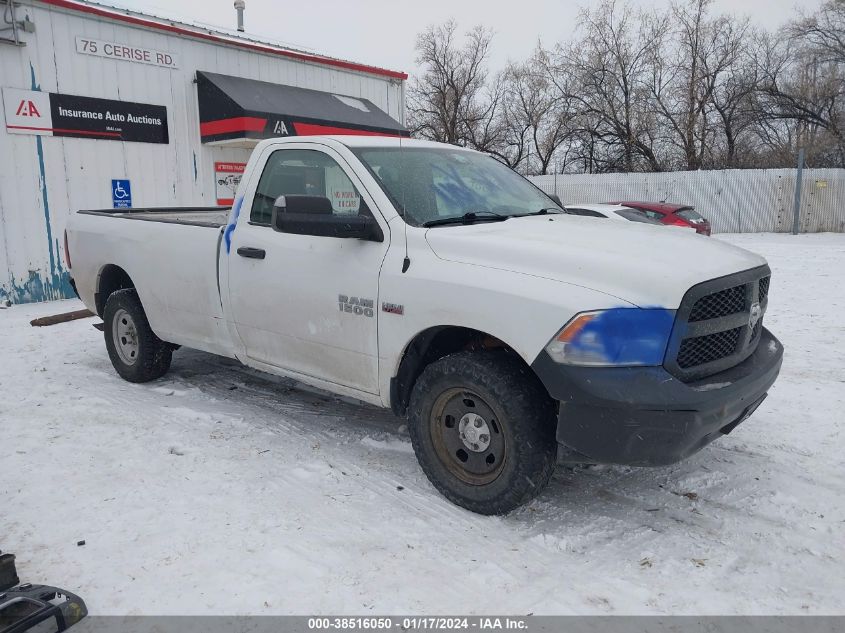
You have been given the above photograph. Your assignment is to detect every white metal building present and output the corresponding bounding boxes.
[0,0,407,303]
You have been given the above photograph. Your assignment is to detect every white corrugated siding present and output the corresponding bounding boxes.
[529,168,845,234]
[0,1,405,303]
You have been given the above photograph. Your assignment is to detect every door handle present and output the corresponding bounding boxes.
[237,246,266,260]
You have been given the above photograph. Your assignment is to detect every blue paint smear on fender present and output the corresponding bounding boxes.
[224,196,244,254]
[568,307,676,365]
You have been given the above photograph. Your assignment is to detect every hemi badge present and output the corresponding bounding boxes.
[382,302,404,315]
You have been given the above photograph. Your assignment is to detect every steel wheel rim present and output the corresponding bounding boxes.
[112,308,140,366]
[430,387,507,486]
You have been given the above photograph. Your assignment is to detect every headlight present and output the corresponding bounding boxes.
[545,308,675,366]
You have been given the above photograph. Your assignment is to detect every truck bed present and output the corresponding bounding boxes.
[68,205,233,357]
[78,207,229,229]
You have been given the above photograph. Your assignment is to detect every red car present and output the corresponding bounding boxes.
[611,201,712,235]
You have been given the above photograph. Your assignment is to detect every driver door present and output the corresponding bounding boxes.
[226,145,388,395]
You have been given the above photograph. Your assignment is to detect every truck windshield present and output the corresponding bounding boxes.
[352,147,560,227]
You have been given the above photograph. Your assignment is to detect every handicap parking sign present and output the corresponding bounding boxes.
[112,179,132,208]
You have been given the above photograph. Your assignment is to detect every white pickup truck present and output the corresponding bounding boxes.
[66,136,783,514]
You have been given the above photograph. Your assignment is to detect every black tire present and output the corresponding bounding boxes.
[103,288,172,383]
[408,351,558,515]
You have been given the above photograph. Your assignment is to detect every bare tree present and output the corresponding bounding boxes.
[757,0,845,165]
[407,21,495,146]
[788,0,845,64]
[463,72,529,169]
[709,33,767,167]
[552,0,666,172]
[646,0,749,170]
[405,0,844,172]
[502,49,576,174]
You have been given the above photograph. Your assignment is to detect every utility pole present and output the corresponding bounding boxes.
[791,148,805,235]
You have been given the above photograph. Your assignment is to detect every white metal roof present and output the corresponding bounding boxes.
[37,0,408,80]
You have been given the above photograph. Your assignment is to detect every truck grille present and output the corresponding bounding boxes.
[759,275,770,303]
[665,266,771,381]
[688,285,745,322]
[677,327,742,368]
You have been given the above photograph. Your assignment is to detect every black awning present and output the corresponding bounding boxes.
[196,70,407,144]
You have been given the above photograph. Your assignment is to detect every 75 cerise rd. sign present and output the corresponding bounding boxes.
[76,36,177,69]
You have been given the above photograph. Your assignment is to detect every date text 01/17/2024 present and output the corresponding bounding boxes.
[307,616,529,630]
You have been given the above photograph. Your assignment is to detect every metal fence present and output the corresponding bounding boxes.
[529,168,845,234]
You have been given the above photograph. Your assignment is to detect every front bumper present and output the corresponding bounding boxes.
[531,328,783,466]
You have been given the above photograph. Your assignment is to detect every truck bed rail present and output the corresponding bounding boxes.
[78,207,230,229]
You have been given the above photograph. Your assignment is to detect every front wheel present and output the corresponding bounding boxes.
[408,351,558,515]
[103,289,172,383]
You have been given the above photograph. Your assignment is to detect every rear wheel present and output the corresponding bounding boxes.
[408,351,558,514]
[103,289,172,383]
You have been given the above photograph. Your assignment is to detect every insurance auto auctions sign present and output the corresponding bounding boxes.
[2,87,168,143]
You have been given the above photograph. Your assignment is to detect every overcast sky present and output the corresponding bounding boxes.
[107,0,822,76]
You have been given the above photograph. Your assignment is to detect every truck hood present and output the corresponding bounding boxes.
[424,215,766,308]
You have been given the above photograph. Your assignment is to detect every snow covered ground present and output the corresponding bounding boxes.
[1,232,843,615]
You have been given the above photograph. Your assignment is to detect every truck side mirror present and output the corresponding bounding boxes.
[271,195,383,242]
